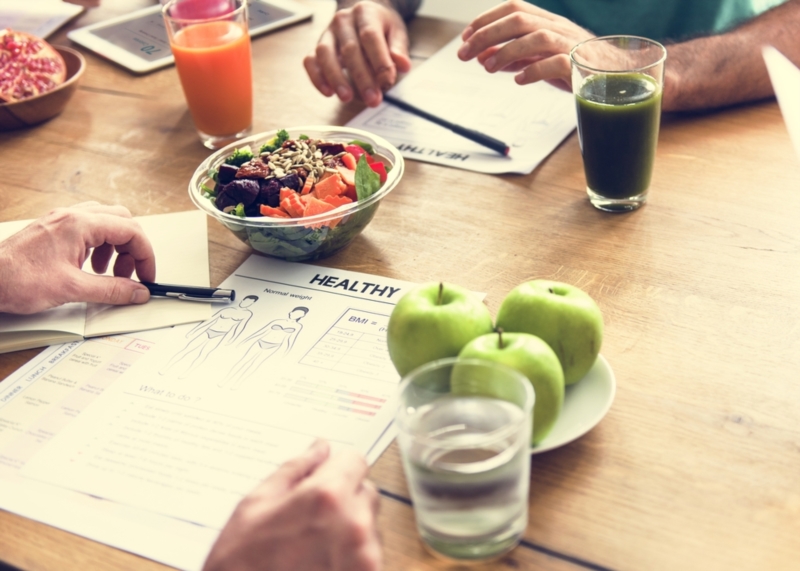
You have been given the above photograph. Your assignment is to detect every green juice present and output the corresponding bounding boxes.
[576,73,662,200]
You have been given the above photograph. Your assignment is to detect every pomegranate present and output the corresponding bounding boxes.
[0,29,67,103]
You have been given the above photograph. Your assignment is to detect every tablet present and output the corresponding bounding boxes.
[67,0,312,74]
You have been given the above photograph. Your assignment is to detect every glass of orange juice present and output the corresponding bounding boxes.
[163,0,253,149]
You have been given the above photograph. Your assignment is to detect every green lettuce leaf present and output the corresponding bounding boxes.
[355,155,381,202]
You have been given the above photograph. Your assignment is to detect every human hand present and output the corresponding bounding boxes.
[0,202,155,315]
[457,0,594,91]
[304,1,411,107]
[203,439,381,571]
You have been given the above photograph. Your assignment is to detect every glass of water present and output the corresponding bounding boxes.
[396,358,534,561]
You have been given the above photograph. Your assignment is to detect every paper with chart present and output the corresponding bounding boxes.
[347,35,577,174]
[0,332,217,571]
[21,255,414,530]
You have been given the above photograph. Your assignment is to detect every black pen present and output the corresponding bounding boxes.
[382,93,510,156]
[142,282,235,303]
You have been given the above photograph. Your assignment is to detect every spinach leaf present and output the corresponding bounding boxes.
[354,155,381,202]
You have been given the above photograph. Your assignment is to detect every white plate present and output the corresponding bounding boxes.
[531,355,616,454]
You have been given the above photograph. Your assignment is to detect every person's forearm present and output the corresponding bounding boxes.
[336,0,421,20]
[663,0,800,111]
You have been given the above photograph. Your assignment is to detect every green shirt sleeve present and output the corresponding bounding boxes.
[527,0,763,40]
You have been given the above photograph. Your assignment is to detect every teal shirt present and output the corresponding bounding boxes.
[528,0,758,40]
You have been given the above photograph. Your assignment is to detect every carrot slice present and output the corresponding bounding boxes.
[341,152,357,170]
[303,196,338,229]
[300,174,315,195]
[281,193,305,218]
[313,174,346,199]
[260,204,291,218]
[322,195,353,207]
[279,187,296,203]
[337,166,356,187]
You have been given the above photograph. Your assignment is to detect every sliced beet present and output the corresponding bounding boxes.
[259,178,282,207]
[216,163,239,185]
[278,172,301,192]
[214,191,238,211]
[216,178,260,211]
[244,202,261,217]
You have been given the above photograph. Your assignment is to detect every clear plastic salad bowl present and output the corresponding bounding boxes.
[189,126,404,262]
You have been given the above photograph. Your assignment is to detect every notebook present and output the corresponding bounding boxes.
[0,210,211,354]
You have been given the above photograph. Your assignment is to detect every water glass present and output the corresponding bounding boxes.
[571,35,667,212]
[396,358,534,561]
[163,0,253,149]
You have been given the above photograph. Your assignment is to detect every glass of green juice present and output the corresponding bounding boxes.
[570,36,667,212]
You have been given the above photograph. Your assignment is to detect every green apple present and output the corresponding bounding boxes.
[387,282,493,376]
[496,280,603,385]
[455,331,564,445]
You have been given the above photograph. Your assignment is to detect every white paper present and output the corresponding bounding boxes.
[763,46,800,161]
[0,334,217,571]
[347,36,577,174]
[21,256,414,532]
[0,0,83,38]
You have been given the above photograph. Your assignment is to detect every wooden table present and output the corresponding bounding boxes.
[2,2,800,570]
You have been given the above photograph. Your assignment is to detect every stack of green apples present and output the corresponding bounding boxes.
[387,281,603,445]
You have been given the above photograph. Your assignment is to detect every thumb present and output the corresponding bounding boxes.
[69,272,151,306]
[256,439,330,496]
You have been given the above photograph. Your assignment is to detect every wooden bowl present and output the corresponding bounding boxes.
[0,46,86,131]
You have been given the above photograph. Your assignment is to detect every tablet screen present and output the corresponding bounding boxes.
[89,2,295,64]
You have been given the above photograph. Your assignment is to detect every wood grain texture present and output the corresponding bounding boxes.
[1,1,800,570]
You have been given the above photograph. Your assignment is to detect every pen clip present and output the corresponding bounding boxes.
[164,292,231,303]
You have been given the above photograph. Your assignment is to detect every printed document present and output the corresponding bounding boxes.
[347,36,577,174]
[0,332,218,571]
[20,255,414,534]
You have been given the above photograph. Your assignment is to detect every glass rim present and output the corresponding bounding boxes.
[188,125,405,227]
[396,357,534,449]
[570,35,667,75]
[162,0,247,25]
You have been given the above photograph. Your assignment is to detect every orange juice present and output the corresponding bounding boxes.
[171,21,252,137]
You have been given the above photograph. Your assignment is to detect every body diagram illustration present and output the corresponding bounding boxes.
[218,306,309,390]
[160,295,258,378]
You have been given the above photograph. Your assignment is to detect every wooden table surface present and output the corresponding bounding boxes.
[2,2,800,570]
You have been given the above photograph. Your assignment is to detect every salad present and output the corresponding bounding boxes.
[205,129,389,226]
[197,128,399,261]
